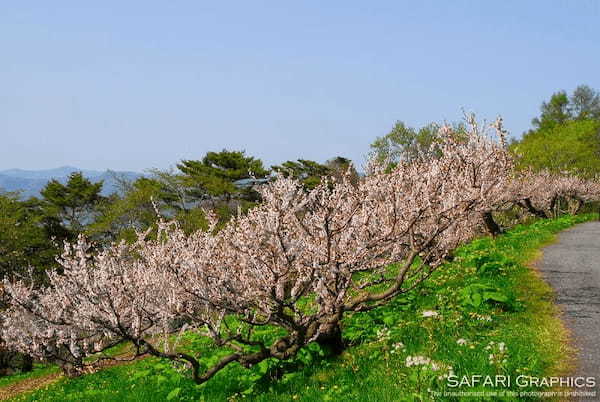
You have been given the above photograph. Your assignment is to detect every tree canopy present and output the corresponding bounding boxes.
[512,119,600,178]
[177,150,269,202]
[514,84,600,178]
[40,172,104,234]
[272,159,330,189]
[531,84,600,130]
[89,151,271,243]
[369,121,441,165]
[0,193,59,281]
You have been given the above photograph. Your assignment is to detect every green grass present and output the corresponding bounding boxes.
[5,214,593,401]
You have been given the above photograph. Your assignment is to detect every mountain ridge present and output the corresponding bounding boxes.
[0,167,143,199]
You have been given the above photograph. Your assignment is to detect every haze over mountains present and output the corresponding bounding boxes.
[0,166,142,199]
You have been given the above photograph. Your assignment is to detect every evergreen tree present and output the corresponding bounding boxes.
[40,172,104,234]
[177,150,269,202]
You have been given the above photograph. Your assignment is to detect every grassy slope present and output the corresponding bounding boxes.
[0,366,58,389]
[7,215,592,402]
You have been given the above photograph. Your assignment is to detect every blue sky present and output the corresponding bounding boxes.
[1,1,599,172]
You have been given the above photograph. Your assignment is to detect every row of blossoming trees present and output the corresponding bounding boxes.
[2,117,600,384]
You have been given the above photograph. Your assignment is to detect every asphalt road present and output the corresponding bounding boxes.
[539,221,600,397]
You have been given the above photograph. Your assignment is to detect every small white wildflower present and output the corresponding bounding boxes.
[390,342,405,354]
[456,338,468,346]
[405,355,431,367]
[422,310,439,318]
[487,341,509,366]
[376,327,391,341]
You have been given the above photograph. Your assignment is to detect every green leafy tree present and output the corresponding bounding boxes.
[531,91,571,129]
[0,193,59,279]
[272,159,331,189]
[324,156,360,185]
[40,172,104,234]
[145,168,192,211]
[87,177,165,243]
[512,119,600,178]
[177,150,269,202]
[531,85,600,129]
[88,174,210,243]
[369,121,442,165]
[570,85,600,121]
[516,85,600,178]
[272,157,358,189]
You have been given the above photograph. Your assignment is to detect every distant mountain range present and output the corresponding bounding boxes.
[0,166,143,199]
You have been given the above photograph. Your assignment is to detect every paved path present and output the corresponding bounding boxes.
[539,221,600,397]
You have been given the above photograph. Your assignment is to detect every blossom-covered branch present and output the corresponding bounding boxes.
[512,170,600,219]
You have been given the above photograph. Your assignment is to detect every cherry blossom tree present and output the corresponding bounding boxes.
[479,166,600,236]
[512,170,600,219]
[2,120,513,384]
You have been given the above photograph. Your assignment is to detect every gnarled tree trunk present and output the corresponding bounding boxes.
[520,198,548,219]
[482,211,502,236]
[315,323,345,355]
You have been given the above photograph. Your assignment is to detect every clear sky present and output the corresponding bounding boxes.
[1,1,599,172]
